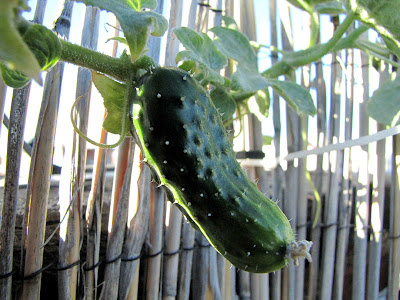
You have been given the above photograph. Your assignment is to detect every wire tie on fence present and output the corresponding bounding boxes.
[319,222,339,229]
[164,249,181,257]
[22,262,54,280]
[297,222,312,229]
[196,243,212,248]
[104,253,122,265]
[83,259,103,271]
[182,246,195,252]
[0,269,17,280]
[388,234,400,240]
[198,2,211,7]
[146,248,164,258]
[121,254,141,262]
[57,259,81,271]
[210,8,223,13]
[338,224,354,230]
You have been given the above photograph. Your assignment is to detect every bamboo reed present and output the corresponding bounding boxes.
[164,0,183,66]
[0,85,31,300]
[162,204,183,299]
[84,123,107,300]
[126,263,140,299]
[177,221,195,300]
[2,1,49,299]
[237,270,251,300]
[83,9,121,297]
[0,79,6,140]
[365,67,389,300]
[284,111,300,300]
[196,0,210,32]
[161,1,185,298]
[388,133,400,300]
[320,24,343,298]
[209,246,222,299]
[306,58,328,300]
[147,0,164,61]
[269,1,283,299]
[191,233,212,299]
[101,138,134,299]
[255,169,270,300]
[54,1,75,297]
[58,6,99,299]
[295,63,311,300]
[366,122,386,300]
[145,184,165,300]
[22,63,63,300]
[119,149,151,299]
[280,4,298,299]
[235,1,265,298]
[332,43,355,300]
[352,36,371,300]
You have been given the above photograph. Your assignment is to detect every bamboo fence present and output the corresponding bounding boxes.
[0,0,399,299]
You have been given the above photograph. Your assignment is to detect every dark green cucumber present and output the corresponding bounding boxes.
[130,67,312,273]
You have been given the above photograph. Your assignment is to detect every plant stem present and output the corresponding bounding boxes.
[309,11,319,47]
[60,39,132,81]
[262,12,357,78]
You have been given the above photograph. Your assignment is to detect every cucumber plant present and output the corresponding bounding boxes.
[2,0,400,273]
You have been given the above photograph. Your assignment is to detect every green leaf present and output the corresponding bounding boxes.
[1,23,62,88]
[0,0,42,84]
[125,0,158,10]
[367,75,400,126]
[23,24,62,71]
[0,63,30,88]
[91,72,130,135]
[73,0,168,61]
[210,85,237,121]
[210,26,267,93]
[355,39,391,58]
[314,1,345,15]
[287,0,334,11]
[248,89,270,121]
[266,79,316,116]
[351,0,400,52]
[178,60,198,73]
[263,135,273,146]
[231,64,269,92]
[106,36,128,45]
[222,15,239,31]
[174,27,227,84]
[210,26,258,70]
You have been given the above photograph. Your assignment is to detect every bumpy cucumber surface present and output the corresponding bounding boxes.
[131,67,312,273]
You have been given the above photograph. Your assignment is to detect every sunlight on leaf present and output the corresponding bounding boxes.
[126,0,158,11]
[350,0,400,55]
[231,65,269,92]
[266,79,316,116]
[174,27,227,84]
[210,26,258,70]
[367,75,400,126]
[91,72,130,135]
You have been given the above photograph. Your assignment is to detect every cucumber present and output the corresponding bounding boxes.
[130,67,312,273]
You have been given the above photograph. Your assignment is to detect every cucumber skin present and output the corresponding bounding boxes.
[131,67,295,273]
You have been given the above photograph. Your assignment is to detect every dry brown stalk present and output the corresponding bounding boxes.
[22,64,63,300]
[100,138,134,299]
[145,182,165,300]
[119,148,151,299]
